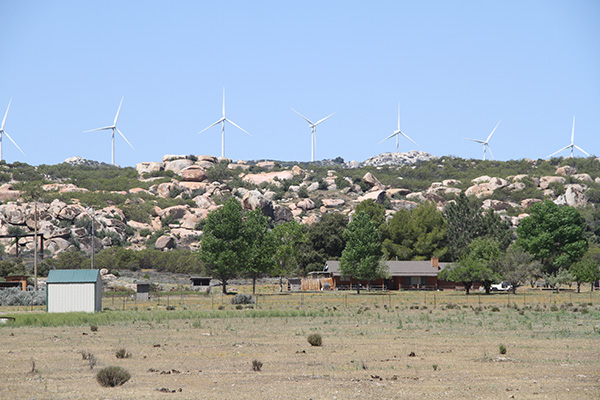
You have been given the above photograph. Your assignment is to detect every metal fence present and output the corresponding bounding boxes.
[2,287,597,313]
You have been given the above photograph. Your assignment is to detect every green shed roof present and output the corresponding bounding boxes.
[47,269,100,284]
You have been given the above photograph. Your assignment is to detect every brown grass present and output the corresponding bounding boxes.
[1,289,599,399]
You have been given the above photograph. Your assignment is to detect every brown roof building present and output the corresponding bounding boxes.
[325,258,451,290]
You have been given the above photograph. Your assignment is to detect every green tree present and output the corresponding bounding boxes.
[94,247,139,271]
[516,200,588,274]
[0,259,26,278]
[383,209,412,259]
[467,237,501,294]
[136,249,204,274]
[439,237,500,294]
[299,213,348,274]
[52,248,90,269]
[497,245,542,293]
[199,198,247,294]
[438,260,477,295]
[383,202,447,261]
[544,268,574,292]
[242,209,275,295]
[571,259,600,293]
[339,212,386,294]
[271,220,306,291]
[444,194,512,260]
[570,245,600,292]
[354,199,386,228]
[580,206,600,244]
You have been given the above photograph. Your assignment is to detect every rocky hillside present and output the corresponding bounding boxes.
[0,153,599,259]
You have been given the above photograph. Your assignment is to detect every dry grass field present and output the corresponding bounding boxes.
[1,289,599,399]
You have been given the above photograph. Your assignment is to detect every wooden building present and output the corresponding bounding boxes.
[0,275,28,290]
[6,275,28,291]
[46,269,102,313]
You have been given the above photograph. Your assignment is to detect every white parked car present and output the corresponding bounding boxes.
[491,282,513,292]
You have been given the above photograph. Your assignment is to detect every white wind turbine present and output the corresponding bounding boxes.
[291,108,335,162]
[465,121,500,160]
[0,99,26,161]
[198,88,250,158]
[547,117,589,158]
[379,104,419,153]
[84,97,135,165]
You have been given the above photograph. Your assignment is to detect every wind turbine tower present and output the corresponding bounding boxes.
[547,117,589,158]
[0,99,26,161]
[379,104,419,153]
[198,88,251,158]
[464,121,500,161]
[84,97,135,165]
[291,108,335,162]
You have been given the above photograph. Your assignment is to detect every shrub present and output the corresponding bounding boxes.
[297,185,309,198]
[161,214,179,228]
[205,161,234,182]
[231,294,255,305]
[80,351,97,370]
[115,349,131,359]
[96,366,131,387]
[252,360,263,372]
[307,333,322,347]
[334,176,350,190]
[491,306,500,312]
[90,325,98,332]
[8,226,25,236]
[499,344,507,355]
[0,288,46,306]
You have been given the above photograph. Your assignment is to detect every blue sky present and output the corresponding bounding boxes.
[1,0,599,167]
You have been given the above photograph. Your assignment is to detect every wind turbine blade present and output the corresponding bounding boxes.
[379,131,399,144]
[3,130,26,156]
[114,97,124,125]
[573,145,590,156]
[547,145,571,158]
[1,98,11,130]
[571,116,575,144]
[314,112,335,126]
[464,138,485,144]
[225,118,251,136]
[291,108,314,125]
[397,104,400,130]
[487,145,495,160]
[198,119,223,134]
[486,121,500,143]
[84,126,113,133]
[400,131,420,148]
[116,127,135,151]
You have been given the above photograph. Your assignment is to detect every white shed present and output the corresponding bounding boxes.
[46,269,102,313]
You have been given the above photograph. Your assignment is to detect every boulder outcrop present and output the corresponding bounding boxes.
[241,190,274,219]
[180,165,207,182]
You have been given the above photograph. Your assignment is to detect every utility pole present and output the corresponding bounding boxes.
[33,201,38,291]
[90,207,95,269]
